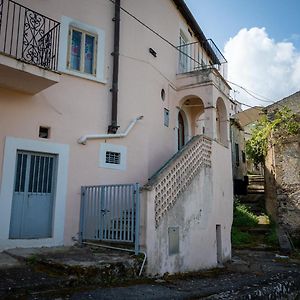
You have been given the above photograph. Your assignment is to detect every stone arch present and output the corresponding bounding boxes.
[216,97,228,145]
[177,97,205,150]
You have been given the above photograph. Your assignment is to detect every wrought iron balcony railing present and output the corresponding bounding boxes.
[177,39,227,76]
[0,0,60,71]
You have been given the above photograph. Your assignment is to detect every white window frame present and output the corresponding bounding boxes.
[58,16,106,83]
[68,26,98,76]
[99,143,127,171]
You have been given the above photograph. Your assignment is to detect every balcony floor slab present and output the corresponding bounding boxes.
[0,53,60,94]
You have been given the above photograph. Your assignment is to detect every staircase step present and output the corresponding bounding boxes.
[239,194,265,203]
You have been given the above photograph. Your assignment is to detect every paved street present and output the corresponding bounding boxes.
[1,250,298,300]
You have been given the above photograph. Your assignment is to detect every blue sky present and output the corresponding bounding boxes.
[185,0,300,50]
[185,0,300,105]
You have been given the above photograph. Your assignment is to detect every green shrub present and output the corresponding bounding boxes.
[233,201,259,227]
[246,107,300,166]
[231,228,253,246]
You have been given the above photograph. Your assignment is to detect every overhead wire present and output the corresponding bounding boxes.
[226,80,275,104]
[108,0,200,66]
[107,0,275,112]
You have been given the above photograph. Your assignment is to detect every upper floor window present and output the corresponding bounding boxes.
[179,32,189,73]
[68,27,97,75]
[58,16,106,83]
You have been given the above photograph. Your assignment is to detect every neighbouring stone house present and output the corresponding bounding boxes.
[230,115,247,195]
[234,106,264,175]
[264,91,300,240]
[0,0,233,275]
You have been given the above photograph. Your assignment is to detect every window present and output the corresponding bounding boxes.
[242,151,246,163]
[99,143,127,171]
[164,108,169,127]
[105,151,121,165]
[179,31,189,73]
[68,27,97,75]
[58,16,105,83]
[235,143,240,166]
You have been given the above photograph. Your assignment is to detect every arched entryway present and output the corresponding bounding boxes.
[178,110,185,150]
[177,97,205,150]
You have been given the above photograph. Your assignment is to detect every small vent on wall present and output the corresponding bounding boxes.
[105,151,121,165]
[39,126,50,139]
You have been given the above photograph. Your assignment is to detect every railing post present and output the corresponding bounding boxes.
[134,183,140,255]
[79,186,86,244]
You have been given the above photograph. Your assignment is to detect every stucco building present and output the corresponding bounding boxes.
[0,0,233,274]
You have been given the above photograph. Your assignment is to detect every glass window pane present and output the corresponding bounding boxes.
[84,34,95,74]
[70,30,82,71]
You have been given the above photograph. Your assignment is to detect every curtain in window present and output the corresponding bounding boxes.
[71,30,82,71]
[84,35,95,74]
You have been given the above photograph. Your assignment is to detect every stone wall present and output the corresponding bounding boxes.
[265,134,300,239]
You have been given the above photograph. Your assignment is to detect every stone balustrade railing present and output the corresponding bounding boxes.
[144,135,212,227]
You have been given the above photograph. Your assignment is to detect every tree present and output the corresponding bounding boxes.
[246,107,300,166]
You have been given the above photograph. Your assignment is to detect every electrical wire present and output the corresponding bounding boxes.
[226,80,275,104]
[108,0,200,66]
[107,0,275,112]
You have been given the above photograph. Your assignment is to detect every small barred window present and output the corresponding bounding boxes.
[105,151,121,165]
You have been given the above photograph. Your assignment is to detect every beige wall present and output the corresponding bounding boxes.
[0,0,233,250]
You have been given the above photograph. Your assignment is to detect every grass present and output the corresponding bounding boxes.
[233,201,259,228]
[231,201,258,247]
[231,227,254,246]
[231,200,279,248]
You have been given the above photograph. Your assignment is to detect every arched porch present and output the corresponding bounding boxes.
[177,97,205,150]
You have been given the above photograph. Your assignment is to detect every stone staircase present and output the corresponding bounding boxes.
[237,174,294,252]
[247,175,264,194]
[239,175,265,217]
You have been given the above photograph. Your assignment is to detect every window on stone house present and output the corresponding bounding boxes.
[242,151,246,163]
[68,27,97,75]
[235,143,240,166]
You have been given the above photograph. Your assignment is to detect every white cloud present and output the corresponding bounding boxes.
[224,27,300,107]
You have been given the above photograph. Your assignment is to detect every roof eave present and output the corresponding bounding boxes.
[172,0,220,64]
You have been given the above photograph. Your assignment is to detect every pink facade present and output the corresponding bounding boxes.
[0,0,233,274]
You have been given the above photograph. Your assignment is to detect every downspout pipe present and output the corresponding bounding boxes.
[108,0,121,134]
[78,116,143,145]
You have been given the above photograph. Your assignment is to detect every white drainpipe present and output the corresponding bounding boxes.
[78,116,144,145]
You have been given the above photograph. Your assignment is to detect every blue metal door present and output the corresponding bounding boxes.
[9,151,56,239]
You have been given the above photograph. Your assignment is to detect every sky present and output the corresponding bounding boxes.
[185,0,300,107]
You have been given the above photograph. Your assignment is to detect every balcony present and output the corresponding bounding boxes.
[176,39,229,90]
[0,0,60,94]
